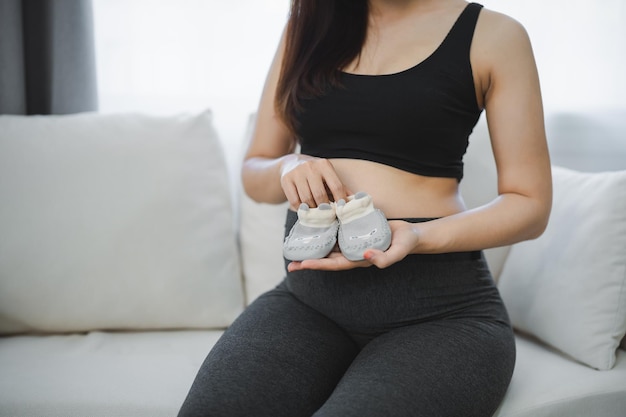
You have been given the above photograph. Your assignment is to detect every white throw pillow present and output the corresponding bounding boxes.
[498,166,626,370]
[239,192,289,304]
[0,111,244,333]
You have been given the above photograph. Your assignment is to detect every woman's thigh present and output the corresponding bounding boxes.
[178,285,359,417]
[314,318,516,417]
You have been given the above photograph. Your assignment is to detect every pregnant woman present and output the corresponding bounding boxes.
[179,1,551,416]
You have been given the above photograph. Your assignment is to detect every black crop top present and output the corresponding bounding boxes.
[296,3,484,181]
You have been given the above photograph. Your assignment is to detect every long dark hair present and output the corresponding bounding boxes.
[276,0,369,134]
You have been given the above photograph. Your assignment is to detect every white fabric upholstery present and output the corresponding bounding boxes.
[0,330,221,417]
[494,335,626,417]
[239,193,289,303]
[498,166,626,370]
[2,331,623,417]
[2,109,626,417]
[0,112,244,333]
[545,110,626,173]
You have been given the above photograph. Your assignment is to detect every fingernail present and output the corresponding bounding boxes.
[363,251,373,260]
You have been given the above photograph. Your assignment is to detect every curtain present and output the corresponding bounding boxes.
[0,0,98,115]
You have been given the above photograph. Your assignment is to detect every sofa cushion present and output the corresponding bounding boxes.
[0,112,244,333]
[0,330,221,417]
[494,335,626,417]
[2,331,623,417]
[498,166,626,370]
[239,192,289,303]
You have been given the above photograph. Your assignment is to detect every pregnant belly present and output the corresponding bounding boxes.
[328,158,467,218]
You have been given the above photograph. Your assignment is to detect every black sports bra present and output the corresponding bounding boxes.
[296,3,484,181]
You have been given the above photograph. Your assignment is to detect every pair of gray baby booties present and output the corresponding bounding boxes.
[283,191,392,262]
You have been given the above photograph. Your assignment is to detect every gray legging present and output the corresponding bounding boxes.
[178,211,516,417]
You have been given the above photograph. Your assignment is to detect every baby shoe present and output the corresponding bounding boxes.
[335,192,392,261]
[283,202,339,261]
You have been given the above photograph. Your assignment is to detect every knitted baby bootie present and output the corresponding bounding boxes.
[283,202,339,261]
[335,192,392,261]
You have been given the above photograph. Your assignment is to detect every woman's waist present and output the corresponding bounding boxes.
[328,158,466,218]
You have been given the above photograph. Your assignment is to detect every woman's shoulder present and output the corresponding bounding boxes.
[475,6,532,51]
[472,6,534,68]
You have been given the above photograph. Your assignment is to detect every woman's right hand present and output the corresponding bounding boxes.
[279,154,350,209]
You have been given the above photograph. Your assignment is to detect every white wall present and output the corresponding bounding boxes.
[480,0,626,113]
[93,0,289,168]
[94,0,626,162]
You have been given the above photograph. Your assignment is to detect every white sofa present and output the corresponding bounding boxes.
[0,110,625,417]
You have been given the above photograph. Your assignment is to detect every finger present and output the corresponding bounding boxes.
[295,254,372,271]
[294,178,316,208]
[287,261,302,272]
[282,181,301,210]
[322,172,349,203]
[307,177,332,207]
[363,245,406,269]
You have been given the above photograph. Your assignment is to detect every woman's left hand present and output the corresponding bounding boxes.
[287,220,421,272]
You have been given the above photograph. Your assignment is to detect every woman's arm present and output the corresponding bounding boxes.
[242,30,350,209]
[290,10,552,271]
[410,10,552,252]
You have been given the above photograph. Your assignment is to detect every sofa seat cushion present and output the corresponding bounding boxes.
[0,330,221,417]
[495,335,626,417]
[1,332,624,417]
